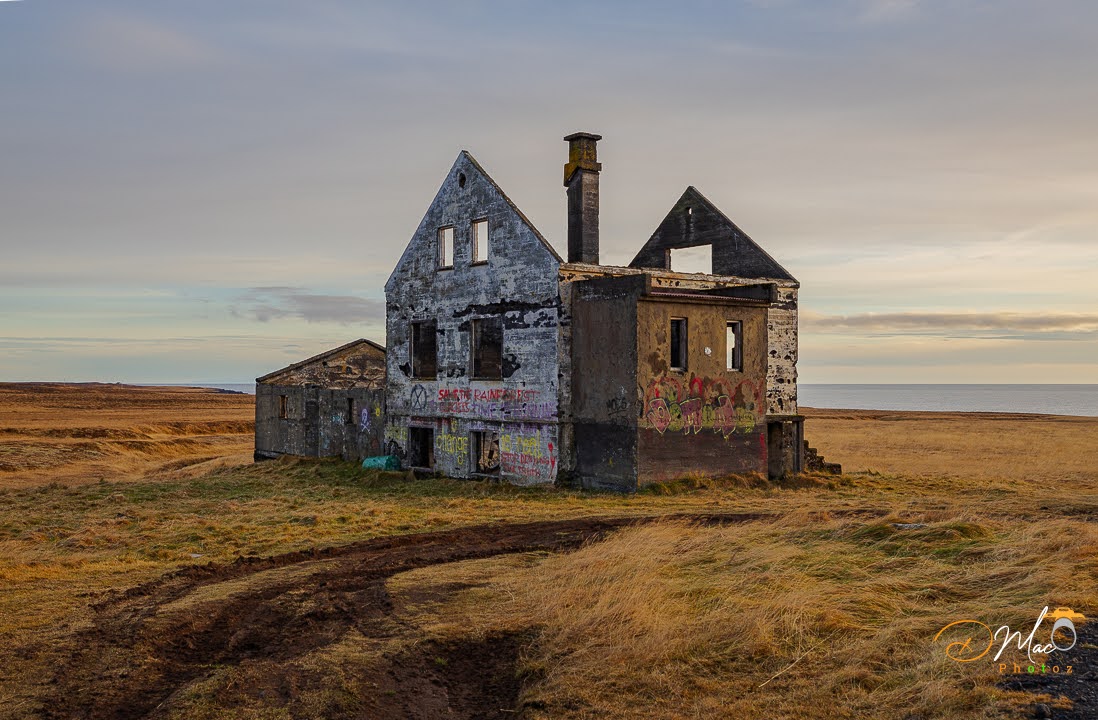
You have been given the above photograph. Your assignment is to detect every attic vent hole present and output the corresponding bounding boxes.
[458,173,467,188]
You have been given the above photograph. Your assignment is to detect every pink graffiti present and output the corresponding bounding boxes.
[645,398,672,433]
[642,375,762,440]
[680,397,703,433]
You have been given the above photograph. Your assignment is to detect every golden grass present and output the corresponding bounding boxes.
[802,407,1098,484]
[375,513,1096,719]
[0,387,1096,717]
[511,516,1096,718]
[0,383,254,487]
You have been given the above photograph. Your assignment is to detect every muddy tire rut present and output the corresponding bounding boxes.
[44,512,780,719]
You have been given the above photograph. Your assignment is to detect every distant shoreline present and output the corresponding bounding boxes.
[0,381,254,395]
[3,382,1097,417]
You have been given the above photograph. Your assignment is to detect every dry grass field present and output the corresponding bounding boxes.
[0,385,1095,719]
[0,383,254,488]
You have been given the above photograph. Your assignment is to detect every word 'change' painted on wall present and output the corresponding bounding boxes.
[436,431,469,466]
[641,375,763,439]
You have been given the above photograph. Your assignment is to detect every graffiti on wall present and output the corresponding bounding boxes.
[410,385,431,411]
[358,403,383,432]
[436,431,469,467]
[384,424,408,445]
[641,375,762,440]
[499,424,557,482]
[404,384,556,421]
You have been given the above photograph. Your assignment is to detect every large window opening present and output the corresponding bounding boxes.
[438,226,454,269]
[472,430,501,475]
[726,321,743,372]
[471,317,503,379]
[411,320,438,379]
[670,318,688,372]
[408,427,435,469]
[472,219,489,264]
[278,395,288,419]
[667,245,712,274]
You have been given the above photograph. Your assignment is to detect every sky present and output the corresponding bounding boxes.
[2,0,1097,384]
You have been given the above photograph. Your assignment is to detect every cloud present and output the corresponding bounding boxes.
[76,13,225,71]
[803,311,1098,335]
[231,288,384,325]
[857,0,921,23]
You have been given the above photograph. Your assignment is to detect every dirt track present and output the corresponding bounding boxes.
[43,513,784,720]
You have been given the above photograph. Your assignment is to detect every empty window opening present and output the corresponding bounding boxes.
[438,226,454,269]
[670,318,688,372]
[472,219,489,264]
[346,397,355,425]
[458,172,467,188]
[686,206,693,216]
[668,245,712,274]
[471,317,503,379]
[408,427,435,469]
[726,321,743,371]
[411,320,438,379]
[278,395,288,419]
[472,430,501,475]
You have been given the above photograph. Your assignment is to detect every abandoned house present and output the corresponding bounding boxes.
[383,132,805,491]
[254,339,386,462]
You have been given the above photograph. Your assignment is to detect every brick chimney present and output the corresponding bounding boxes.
[564,132,601,265]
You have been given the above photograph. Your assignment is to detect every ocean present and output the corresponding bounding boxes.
[176,383,1098,417]
[799,384,1098,417]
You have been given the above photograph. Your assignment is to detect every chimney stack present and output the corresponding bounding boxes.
[563,132,601,265]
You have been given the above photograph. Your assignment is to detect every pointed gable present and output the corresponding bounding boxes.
[628,186,797,283]
[256,339,386,389]
[385,151,559,294]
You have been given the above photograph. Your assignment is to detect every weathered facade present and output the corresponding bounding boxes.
[383,153,565,485]
[383,133,806,491]
[255,339,386,462]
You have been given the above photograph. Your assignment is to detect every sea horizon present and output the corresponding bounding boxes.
[799,383,1098,417]
[7,381,1097,418]
[156,382,1098,418]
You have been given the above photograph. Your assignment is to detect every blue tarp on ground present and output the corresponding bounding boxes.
[361,455,400,470]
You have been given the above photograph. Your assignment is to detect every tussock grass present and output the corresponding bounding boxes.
[2,388,1097,717]
[427,516,1094,719]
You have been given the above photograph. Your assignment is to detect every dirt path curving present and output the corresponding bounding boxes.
[44,512,784,719]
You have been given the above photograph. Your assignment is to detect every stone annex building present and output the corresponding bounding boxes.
[258,133,808,492]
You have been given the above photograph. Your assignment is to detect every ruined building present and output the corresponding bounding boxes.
[255,339,387,462]
[383,133,804,491]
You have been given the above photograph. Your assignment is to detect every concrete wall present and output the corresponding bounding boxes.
[561,264,799,422]
[635,296,770,485]
[570,274,644,491]
[384,152,564,485]
[255,384,386,461]
[766,284,799,416]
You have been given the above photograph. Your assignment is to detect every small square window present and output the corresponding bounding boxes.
[438,227,454,269]
[411,320,438,379]
[670,318,687,371]
[278,395,288,419]
[471,317,503,379]
[726,321,743,371]
[472,219,489,264]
